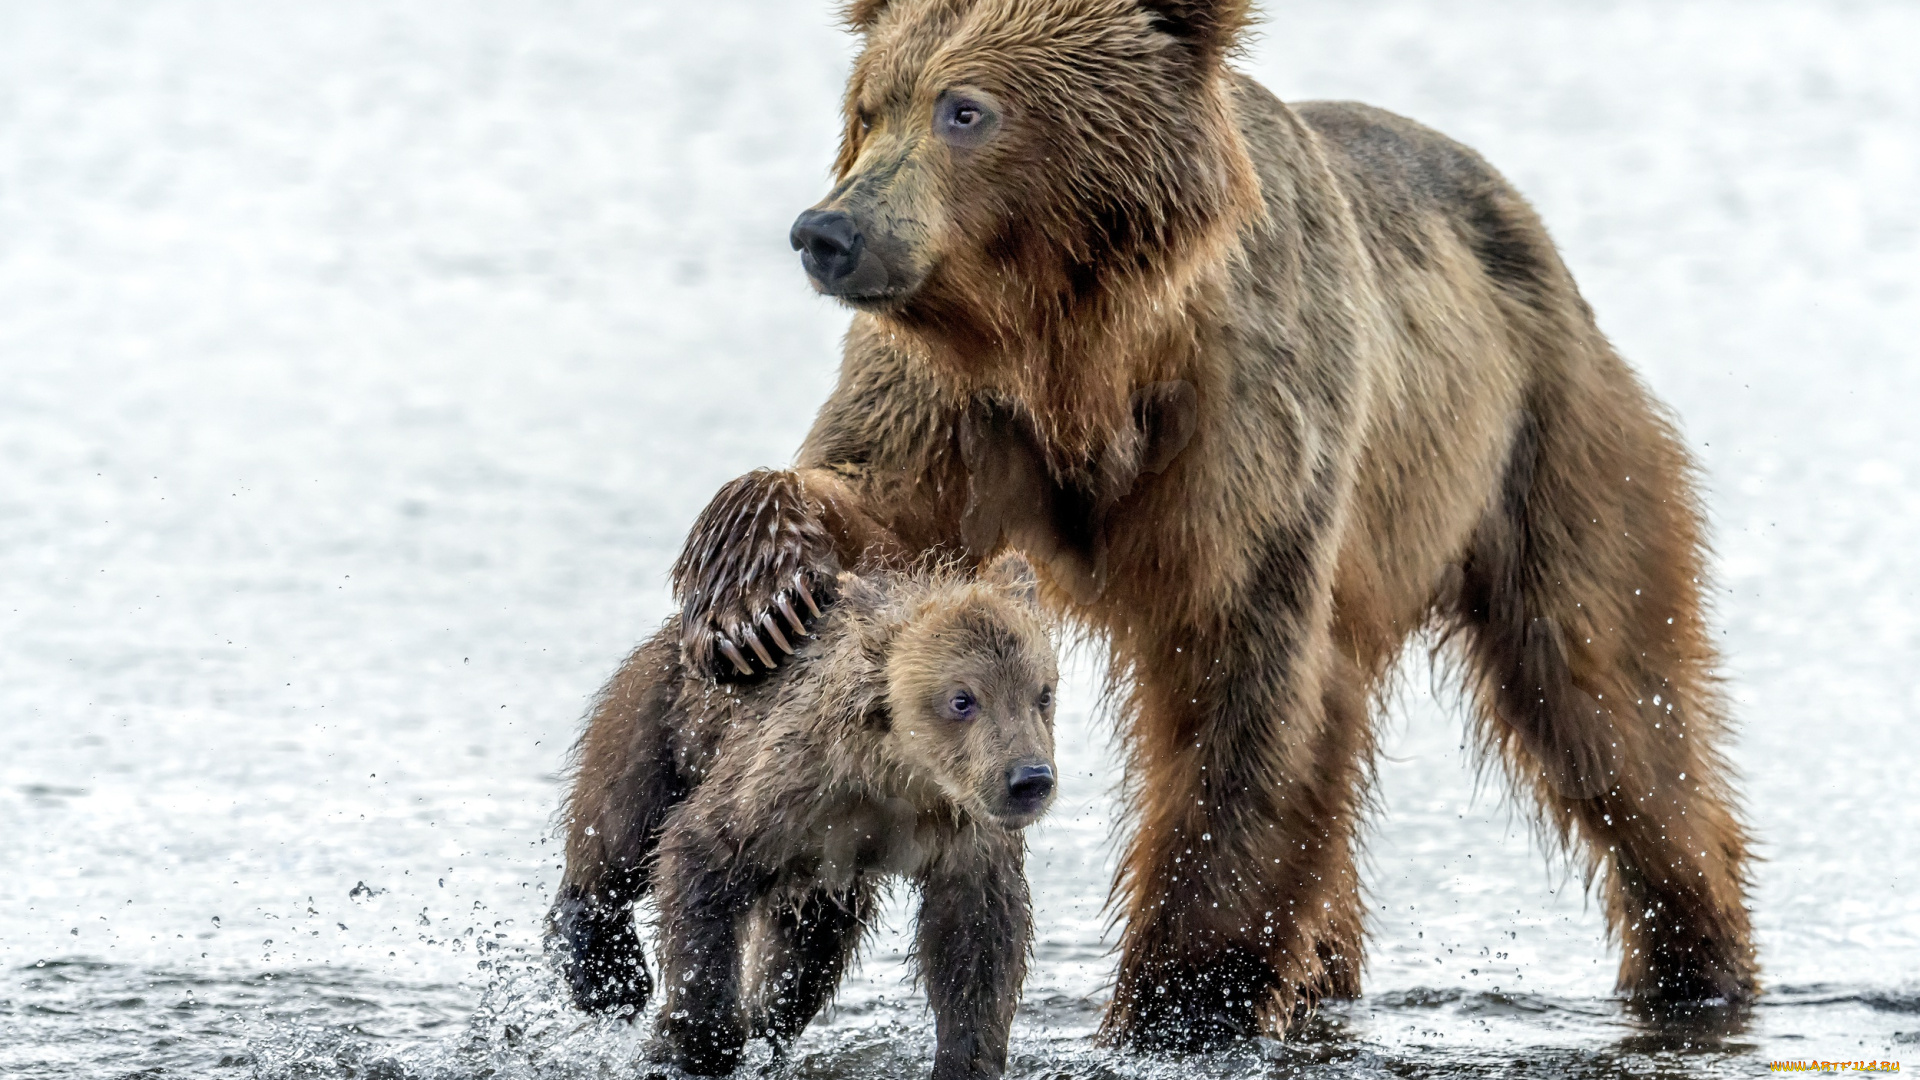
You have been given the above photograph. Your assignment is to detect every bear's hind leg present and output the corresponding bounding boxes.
[1448,405,1757,1004]
[551,626,692,1016]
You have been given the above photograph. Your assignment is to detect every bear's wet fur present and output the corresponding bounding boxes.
[651,0,1756,1052]
[553,552,1058,1078]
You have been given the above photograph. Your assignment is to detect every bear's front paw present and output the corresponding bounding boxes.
[929,1030,1005,1080]
[672,469,838,679]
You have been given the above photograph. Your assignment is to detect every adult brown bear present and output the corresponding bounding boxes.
[592,0,1758,1051]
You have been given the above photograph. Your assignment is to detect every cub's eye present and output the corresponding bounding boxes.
[856,109,874,135]
[1037,687,1053,710]
[934,90,998,149]
[943,690,977,720]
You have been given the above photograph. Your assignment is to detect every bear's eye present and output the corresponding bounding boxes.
[934,90,998,149]
[943,690,977,720]
[1037,686,1053,710]
[856,108,875,135]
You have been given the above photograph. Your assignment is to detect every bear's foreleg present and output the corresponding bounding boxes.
[915,834,1031,1080]
[549,889,652,1018]
[749,880,878,1052]
[650,827,773,1076]
[1103,563,1373,1050]
[673,466,908,680]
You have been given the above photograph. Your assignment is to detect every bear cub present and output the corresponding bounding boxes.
[552,552,1059,1079]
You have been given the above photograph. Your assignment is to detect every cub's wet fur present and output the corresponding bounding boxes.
[553,553,1058,1079]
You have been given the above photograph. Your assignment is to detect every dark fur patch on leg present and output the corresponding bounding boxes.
[916,839,1030,1080]
[1455,411,1619,799]
[652,857,772,1075]
[553,626,692,1016]
[550,886,651,1017]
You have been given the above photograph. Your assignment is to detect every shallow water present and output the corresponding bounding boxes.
[2,1,1917,1077]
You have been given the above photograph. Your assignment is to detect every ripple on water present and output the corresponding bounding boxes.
[7,956,1909,1079]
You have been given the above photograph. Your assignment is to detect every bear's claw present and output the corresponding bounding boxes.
[760,612,793,654]
[795,576,824,619]
[717,637,754,677]
[745,631,777,669]
[777,595,808,636]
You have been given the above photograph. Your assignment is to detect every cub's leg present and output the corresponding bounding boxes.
[748,881,878,1053]
[551,626,690,1016]
[651,814,772,1075]
[1103,607,1372,1049]
[915,832,1032,1080]
[1448,404,1756,1003]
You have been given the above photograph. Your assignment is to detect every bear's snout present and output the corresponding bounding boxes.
[1004,761,1055,818]
[791,209,865,287]
[789,204,914,303]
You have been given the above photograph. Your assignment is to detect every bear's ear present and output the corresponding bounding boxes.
[981,551,1041,607]
[843,0,890,30]
[1138,0,1252,62]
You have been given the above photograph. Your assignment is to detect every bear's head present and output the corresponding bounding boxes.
[791,0,1260,354]
[882,551,1060,829]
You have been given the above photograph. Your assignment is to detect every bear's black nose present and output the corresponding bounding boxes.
[790,209,865,286]
[1006,763,1055,807]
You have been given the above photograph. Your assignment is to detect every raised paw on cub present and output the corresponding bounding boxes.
[671,469,839,679]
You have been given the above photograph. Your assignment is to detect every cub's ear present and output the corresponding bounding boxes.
[981,551,1041,607]
[836,569,890,611]
[1138,0,1252,61]
[835,570,907,661]
[843,0,890,30]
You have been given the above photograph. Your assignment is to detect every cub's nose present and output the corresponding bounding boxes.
[1006,762,1055,807]
[790,209,865,286]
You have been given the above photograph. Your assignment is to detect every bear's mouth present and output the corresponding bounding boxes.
[829,281,916,312]
[991,801,1052,831]
[992,778,1056,829]
[807,248,923,310]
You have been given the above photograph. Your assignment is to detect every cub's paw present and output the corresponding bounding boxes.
[671,469,838,679]
[549,891,651,1017]
[649,1015,749,1077]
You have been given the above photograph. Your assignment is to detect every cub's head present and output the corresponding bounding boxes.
[883,552,1060,829]
[791,0,1260,340]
